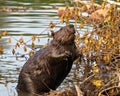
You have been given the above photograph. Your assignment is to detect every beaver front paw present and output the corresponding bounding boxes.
[65,51,72,57]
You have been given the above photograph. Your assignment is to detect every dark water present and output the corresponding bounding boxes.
[0,0,66,96]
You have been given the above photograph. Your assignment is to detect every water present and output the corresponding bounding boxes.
[0,0,66,96]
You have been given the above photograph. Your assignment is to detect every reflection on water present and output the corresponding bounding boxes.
[0,0,65,96]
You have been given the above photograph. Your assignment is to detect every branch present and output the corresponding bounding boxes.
[98,86,120,96]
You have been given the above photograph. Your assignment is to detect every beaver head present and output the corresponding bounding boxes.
[52,25,75,45]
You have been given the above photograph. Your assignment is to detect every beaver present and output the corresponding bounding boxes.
[17,25,79,95]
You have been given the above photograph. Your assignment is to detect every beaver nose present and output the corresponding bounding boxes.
[69,24,74,28]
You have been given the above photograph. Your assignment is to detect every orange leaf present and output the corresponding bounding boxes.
[19,38,24,44]
[79,23,84,29]
[92,79,102,87]
[31,42,35,49]
[3,31,8,36]
[15,42,20,48]
[8,38,12,43]
[0,34,2,38]
[0,47,4,54]
[32,35,36,42]
[12,49,15,55]
[49,22,55,28]
[24,46,27,52]
[29,51,34,57]
[81,5,87,12]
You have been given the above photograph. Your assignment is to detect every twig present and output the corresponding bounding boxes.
[98,86,120,96]
[75,85,83,96]
[81,73,95,84]
[99,76,118,92]
[0,81,5,84]
[116,72,120,87]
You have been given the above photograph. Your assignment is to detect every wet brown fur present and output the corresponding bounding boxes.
[17,25,79,94]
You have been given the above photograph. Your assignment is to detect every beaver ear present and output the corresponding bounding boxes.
[51,32,55,37]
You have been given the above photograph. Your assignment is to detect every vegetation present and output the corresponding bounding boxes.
[56,0,120,96]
